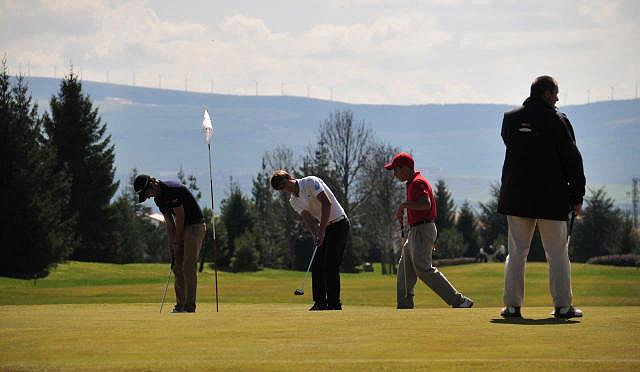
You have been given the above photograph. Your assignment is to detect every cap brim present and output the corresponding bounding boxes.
[383,162,395,170]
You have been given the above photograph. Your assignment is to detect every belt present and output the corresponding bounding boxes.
[409,219,433,227]
[328,215,347,225]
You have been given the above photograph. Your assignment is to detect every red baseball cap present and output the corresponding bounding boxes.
[384,152,414,170]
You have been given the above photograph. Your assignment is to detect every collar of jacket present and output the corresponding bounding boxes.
[523,96,555,110]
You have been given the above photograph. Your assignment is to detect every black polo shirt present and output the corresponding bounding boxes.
[154,180,204,225]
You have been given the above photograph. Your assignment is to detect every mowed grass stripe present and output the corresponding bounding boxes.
[1,304,639,372]
[1,262,639,307]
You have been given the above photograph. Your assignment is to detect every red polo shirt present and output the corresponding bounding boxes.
[406,171,437,225]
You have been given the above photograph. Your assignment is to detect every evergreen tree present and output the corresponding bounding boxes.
[252,158,287,268]
[618,213,640,254]
[434,179,456,230]
[434,228,466,259]
[572,187,623,261]
[456,201,481,257]
[262,146,305,269]
[177,165,202,200]
[110,168,166,263]
[301,136,339,193]
[200,207,227,272]
[0,60,75,277]
[478,184,507,249]
[230,231,261,272]
[43,71,119,262]
[219,179,255,268]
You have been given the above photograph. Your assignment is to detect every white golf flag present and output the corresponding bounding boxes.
[202,109,213,144]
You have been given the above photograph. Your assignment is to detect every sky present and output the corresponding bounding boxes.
[1,0,639,105]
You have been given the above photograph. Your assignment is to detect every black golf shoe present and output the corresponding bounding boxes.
[553,306,583,319]
[327,302,342,310]
[500,306,522,318]
[452,296,474,308]
[308,303,327,311]
[171,305,186,313]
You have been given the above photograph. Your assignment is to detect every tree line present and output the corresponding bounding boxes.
[2,58,638,277]
[218,114,640,272]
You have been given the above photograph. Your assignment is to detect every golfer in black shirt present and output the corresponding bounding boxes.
[134,175,206,313]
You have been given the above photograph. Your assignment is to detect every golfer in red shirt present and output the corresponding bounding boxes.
[385,152,473,309]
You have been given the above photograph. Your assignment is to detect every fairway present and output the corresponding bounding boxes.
[1,262,639,371]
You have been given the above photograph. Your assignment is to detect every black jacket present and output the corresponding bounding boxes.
[497,97,586,221]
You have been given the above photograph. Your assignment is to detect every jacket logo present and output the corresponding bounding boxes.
[518,122,532,132]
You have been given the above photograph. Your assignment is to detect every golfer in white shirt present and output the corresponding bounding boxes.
[271,170,350,310]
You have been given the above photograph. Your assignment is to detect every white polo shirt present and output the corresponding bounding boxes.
[289,176,346,223]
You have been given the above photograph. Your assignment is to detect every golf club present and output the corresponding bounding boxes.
[159,263,172,313]
[293,242,319,296]
[400,221,408,299]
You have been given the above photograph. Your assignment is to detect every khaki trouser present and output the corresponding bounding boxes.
[173,223,206,310]
[397,222,462,308]
[504,215,573,308]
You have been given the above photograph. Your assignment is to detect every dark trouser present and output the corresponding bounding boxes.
[312,218,350,308]
[173,223,206,311]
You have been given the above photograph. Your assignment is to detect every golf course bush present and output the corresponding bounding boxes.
[586,254,640,267]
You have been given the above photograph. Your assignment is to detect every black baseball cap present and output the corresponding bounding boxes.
[133,174,151,203]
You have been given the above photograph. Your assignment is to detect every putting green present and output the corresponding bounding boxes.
[1,262,639,371]
[1,304,639,372]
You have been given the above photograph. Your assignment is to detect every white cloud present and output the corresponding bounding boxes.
[1,0,638,104]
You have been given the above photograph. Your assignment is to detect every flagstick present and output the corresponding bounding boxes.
[207,142,219,312]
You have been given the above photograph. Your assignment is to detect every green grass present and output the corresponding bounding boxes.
[1,261,639,372]
[1,261,639,307]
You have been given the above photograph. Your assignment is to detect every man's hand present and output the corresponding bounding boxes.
[316,230,325,247]
[573,203,583,216]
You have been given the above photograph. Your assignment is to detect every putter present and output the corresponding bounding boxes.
[294,243,319,296]
[400,220,407,299]
[159,263,173,313]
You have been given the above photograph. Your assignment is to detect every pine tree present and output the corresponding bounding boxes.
[43,71,119,261]
[252,158,286,268]
[0,59,74,277]
[478,184,507,249]
[434,179,456,230]
[434,228,466,259]
[219,180,255,268]
[262,146,305,269]
[456,201,481,257]
[230,231,261,272]
[110,168,166,263]
[572,187,623,261]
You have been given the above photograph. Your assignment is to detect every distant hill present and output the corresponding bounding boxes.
[21,77,640,211]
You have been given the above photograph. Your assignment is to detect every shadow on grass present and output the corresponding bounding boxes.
[490,318,580,325]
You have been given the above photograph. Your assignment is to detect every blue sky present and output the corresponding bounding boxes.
[2,0,639,104]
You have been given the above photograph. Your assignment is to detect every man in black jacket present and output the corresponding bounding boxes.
[498,76,586,319]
